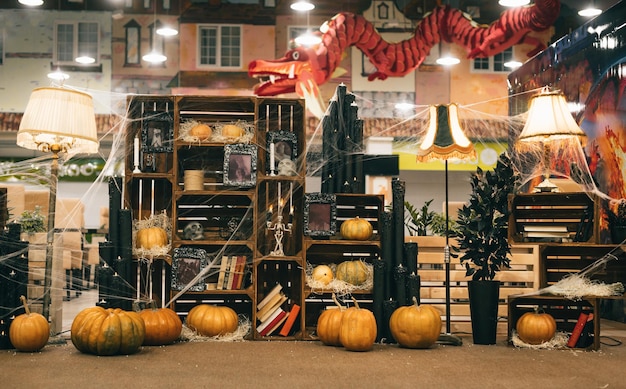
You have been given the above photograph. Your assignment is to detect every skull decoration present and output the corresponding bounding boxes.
[183,221,204,240]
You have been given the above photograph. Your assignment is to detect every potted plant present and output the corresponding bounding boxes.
[454,152,518,344]
[404,199,436,236]
[606,199,626,244]
[17,206,47,239]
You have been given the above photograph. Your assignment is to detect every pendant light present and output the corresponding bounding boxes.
[498,0,530,6]
[156,0,178,36]
[578,2,602,17]
[290,0,314,11]
[292,0,321,47]
[18,0,43,6]
[143,0,167,64]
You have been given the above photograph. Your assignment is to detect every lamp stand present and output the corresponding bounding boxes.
[534,141,559,193]
[42,147,60,321]
[437,160,463,346]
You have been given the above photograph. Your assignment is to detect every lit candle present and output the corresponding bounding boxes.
[133,137,140,171]
[267,204,273,223]
[269,142,275,173]
[289,182,293,211]
[289,205,294,224]
[277,182,281,212]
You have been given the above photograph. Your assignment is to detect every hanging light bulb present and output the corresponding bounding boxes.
[290,0,314,11]
[498,0,530,6]
[18,0,44,6]
[75,56,96,64]
[504,60,523,69]
[142,51,167,63]
[436,55,460,66]
[156,25,178,37]
[294,30,322,46]
[578,2,602,17]
[47,68,70,81]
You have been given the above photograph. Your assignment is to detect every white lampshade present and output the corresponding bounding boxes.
[518,89,586,143]
[417,103,476,162]
[17,87,99,155]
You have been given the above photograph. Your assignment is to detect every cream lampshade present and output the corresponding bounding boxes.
[17,86,99,322]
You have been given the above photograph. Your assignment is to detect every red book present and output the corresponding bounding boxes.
[259,309,287,336]
[567,312,589,348]
[278,304,301,337]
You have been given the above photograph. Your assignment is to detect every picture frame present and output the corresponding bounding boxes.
[224,144,257,188]
[304,192,337,237]
[267,131,298,176]
[142,111,173,153]
[171,247,208,291]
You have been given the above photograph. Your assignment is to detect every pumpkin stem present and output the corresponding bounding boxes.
[19,295,30,315]
[331,293,346,311]
[412,296,419,308]
[351,296,360,309]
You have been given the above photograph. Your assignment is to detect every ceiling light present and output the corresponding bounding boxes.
[156,25,178,37]
[142,51,167,63]
[75,56,96,64]
[294,31,321,46]
[504,60,523,69]
[47,69,70,81]
[578,6,602,17]
[18,0,43,6]
[290,0,314,11]
[498,0,530,6]
[436,55,460,66]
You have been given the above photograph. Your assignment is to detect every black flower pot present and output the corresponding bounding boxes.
[468,280,500,345]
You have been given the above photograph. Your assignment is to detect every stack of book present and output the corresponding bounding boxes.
[216,255,247,290]
[522,225,572,242]
[256,283,301,337]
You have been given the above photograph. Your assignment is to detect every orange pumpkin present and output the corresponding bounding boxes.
[186,304,239,337]
[316,294,345,346]
[9,295,49,352]
[389,297,441,349]
[138,302,182,346]
[221,124,245,139]
[136,226,168,250]
[339,298,377,352]
[335,260,369,286]
[516,310,557,345]
[312,265,334,285]
[189,123,212,140]
[340,217,373,241]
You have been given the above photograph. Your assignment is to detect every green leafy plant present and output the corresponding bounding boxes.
[431,212,460,236]
[404,199,436,236]
[454,152,519,281]
[17,206,47,234]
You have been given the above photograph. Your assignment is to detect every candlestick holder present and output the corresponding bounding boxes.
[267,215,292,256]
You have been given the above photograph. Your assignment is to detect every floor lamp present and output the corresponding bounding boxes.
[516,87,587,193]
[17,87,99,321]
[417,104,476,346]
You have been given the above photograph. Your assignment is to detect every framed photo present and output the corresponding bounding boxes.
[224,144,257,188]
[304,193,337,237]
[171,247,208,291]
[142,111,173,153]
[267,131,298,175]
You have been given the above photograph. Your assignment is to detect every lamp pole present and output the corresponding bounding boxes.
[42,145,61,321]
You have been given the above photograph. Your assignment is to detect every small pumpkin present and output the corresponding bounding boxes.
[138,301,182,346]
[316,293,346,346]
[221,124,245,139]
[311,265,334,285]
[71,306,145,355]
[339,297,377,352]
[340,217,373,241]
[135,226,168,250]
[186,304,238,337]
[389,297,441,349]
[9,295,49,352]
[516,309,557,345]
[335,260,369,286]
[189,123,212,140]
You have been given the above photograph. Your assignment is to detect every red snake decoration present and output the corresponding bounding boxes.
[248,0,560,97]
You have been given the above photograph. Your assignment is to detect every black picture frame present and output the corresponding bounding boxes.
[142,111,173,153]
[304,193,337,237]
[171,247,208,291]
[267,131,298,176]
[224,144,257,188]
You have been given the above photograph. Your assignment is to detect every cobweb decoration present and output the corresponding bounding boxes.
[510,330,569,349]
[179,316,251,342]
[305,261,374,297]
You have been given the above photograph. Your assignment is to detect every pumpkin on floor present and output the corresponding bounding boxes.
[138,302,182,346]
[340,217,373,241]
[335,260,369,286]
[186,304,238,337]
[9,295,49,352]
[71,306,145,356]
[312,264,334,285]
[135,226,168,250]
[339,298,377,352]
[390,297,441,349]
[516,309,557,345]
[316,293,346,346]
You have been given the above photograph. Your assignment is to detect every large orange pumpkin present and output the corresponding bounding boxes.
[135,226,168,250]
[339,298,377,352]
[138,302,182,346]
[389,297,441,349]
[516,310,557,345]
[340,217,373,241]
[336,260,369,286]
[316,294,345,346]
[186,304,239,337]
[9,295,49,352]
[71,306,145,355]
